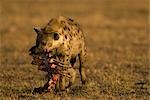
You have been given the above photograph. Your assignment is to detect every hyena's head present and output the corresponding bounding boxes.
[34,18,64,53]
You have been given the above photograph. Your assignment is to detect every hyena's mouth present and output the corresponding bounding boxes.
[30,47,71,93]
[43,47,54,53]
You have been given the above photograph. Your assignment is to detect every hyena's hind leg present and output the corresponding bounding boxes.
[78,50,87,84]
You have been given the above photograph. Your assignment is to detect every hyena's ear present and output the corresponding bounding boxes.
[33,27,41,35]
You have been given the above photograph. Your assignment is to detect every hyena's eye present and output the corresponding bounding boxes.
[53,32,59,40]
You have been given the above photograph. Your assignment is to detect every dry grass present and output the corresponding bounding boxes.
[0,0,149,99]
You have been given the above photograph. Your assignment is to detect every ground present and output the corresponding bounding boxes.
[0,0,149,99]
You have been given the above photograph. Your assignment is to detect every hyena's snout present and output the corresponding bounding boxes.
[41,41,53,52]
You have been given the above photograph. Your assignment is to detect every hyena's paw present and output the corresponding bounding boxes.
[32,87,45,94]
[32,83,50,94]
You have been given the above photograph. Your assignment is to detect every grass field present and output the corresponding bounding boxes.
[0,0,149,99]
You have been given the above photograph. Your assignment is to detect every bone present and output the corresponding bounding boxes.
[48,59,71,68]
[49,53,52,57]
[52,59,65,64]
[59,72,71,78]
[51,64,57,68]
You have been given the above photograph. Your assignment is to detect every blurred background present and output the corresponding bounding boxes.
[0,0,149,99]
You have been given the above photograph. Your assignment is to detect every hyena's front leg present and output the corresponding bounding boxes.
[57,55,70,91]
[59,75,67,91]
[67,68,76,88]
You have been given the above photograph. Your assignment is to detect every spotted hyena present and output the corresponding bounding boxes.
[29,16,87,92]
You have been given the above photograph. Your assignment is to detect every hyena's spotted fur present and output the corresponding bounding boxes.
[31,16,87,91]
